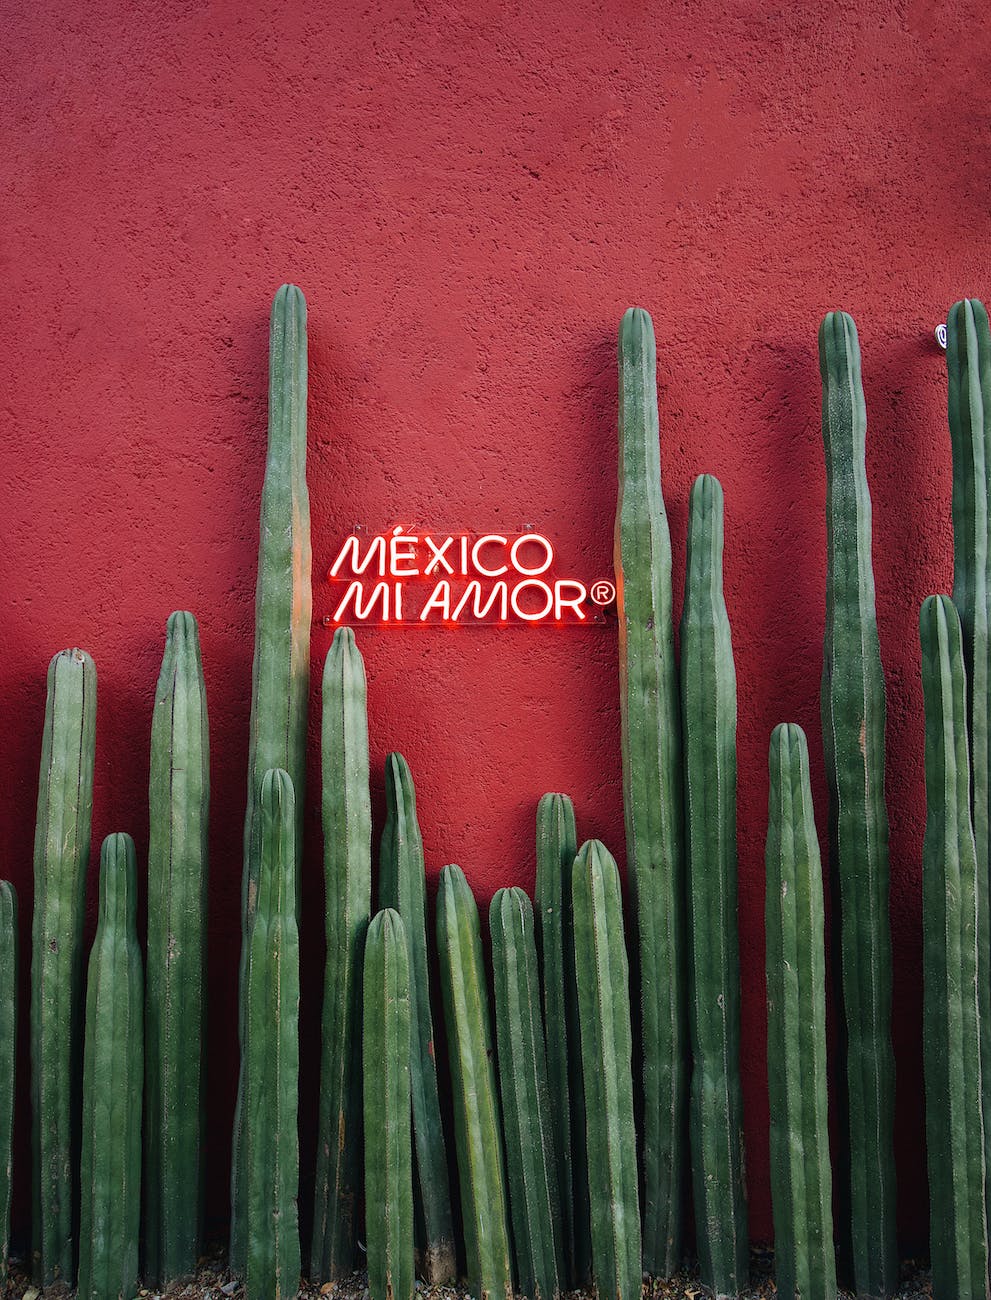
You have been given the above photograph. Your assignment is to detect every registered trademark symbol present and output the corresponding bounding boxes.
[590,580,616,607]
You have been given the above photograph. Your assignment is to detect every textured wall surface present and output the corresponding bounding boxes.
[2,0,989,1255]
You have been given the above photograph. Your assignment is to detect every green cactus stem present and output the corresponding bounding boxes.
[30,646,97,1286]
[571,839,641,1300]
[145,611,209,1287]
[0,882,17,1289]
[77,834,143,1300]
[490,886,564,1300]
[232,282,312,1265]
[920,596,989,1300]
[311,628,371,1282]
[681,473,748,1297]
[534,792,590,1286]
[615,306,686,1277]
[379,752,455,1284]
[765,724,836,1300]
[819,310,898,1297]
[437,864,513,1300]
[364,908,414,1300]
[244,769,301,1300]
[945,297,991,1206]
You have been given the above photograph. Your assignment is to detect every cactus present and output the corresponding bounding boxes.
[920,596,989,1300]
[244,769,301,1300]
[945,297,991,1201]
[363,908,414,1300]
[0,882,17,1288]
[232,283,312,1264]
[311,628,371,1281]
[30,646,97,1285]
[571,839,641,1300]
[490,887,564,1300]
[77,834,143,1300]
[680,473,748,1297]
[534,792,590,1286]
[379,752,455,1283]
[436,864,513,1300]
[819,310,898,1297]
[615,306,686,1276]
[765,725,836,1300]
[144,611,209,1287]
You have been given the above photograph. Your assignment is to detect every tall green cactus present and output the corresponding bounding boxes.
[30,646,97,1286]
[919,596,989,1300]
[244,769,301,1300]
[681,473,748,1298]
[534,792,590,1286]
[571,839,641,1300]
[379,752,455,1283]
[945,297,991,1201]
[819,310,898,1297]
[312,628,371,1282]
[436,864,513,1300]
[78,834,143,1300]
[145,611,209,1287]
[0,882,17,1289]
[765,725,836,1300]
[233,282,312,1264]
[490,887,564,1300]
[615,306,686,1276]
[363,908,414,1300]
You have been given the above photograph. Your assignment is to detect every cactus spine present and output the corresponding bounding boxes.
[311,628,371,1281]
[681,473,748,1297]
[437,864,513,1300]
[946,297,991,1200]
[765,725,836,1300]
[379,752,455,1283]
[490,887,564,1300]
[78,834,143,1300]
[615,306,686,1276]
[233,283,312,1264]
[819,310,898,1297]
[145,611,209,1287]
[534,792,590,1286]
[363,908,414,1300]
[244,769,301,1300]
[920,596,990,1299]
[571,839,641,1300]
[0,882,16,1288]
[30,646,97,1285]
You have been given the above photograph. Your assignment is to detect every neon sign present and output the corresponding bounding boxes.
[323,527,616,626]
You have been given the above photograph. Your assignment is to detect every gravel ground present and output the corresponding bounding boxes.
[0,1249,934,1299]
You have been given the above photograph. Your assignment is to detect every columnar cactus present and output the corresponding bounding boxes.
[919,596,989,1300]
[379,753,455,1283]
[233,283,312,1264]
[765,725,836,1300]
[30,646,97,1285]
[312,628,371,1281]
[680,473,748,1297]
[945,297,991,1193]
[363,908,414,1300]
[819,310,898,1296]
[571,839,641,1300]
[436,864,513,1300]
[77,834,143,1300]
[490,886,564,1300]
[145,611,209,1287]
[0,882,17,1288]
[244,769,301,1300]
[534,792,590,1286]
[615,306,686,1276]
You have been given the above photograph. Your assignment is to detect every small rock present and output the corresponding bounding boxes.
[23,1289,40,1300]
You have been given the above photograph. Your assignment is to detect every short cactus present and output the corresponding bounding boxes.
[0,882,17,1289]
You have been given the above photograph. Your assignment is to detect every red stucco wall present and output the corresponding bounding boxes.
[2,0,989,1255]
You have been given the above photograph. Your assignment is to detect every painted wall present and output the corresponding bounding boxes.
[2,0,988,1254]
